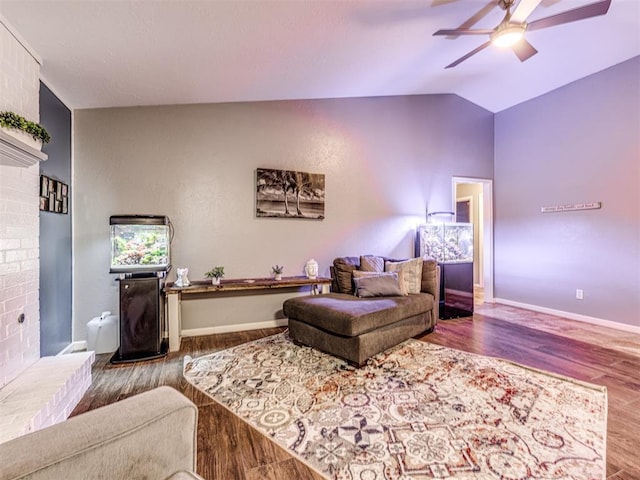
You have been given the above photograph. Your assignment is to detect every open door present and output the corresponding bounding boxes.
[452,177,494,303]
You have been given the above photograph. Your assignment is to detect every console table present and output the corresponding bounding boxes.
[164,276,331,351]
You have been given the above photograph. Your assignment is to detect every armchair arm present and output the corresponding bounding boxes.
[0,386,199,480]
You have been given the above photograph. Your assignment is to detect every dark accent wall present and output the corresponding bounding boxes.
[39,82,72,355]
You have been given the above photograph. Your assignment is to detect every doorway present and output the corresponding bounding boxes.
[452,177,494,303]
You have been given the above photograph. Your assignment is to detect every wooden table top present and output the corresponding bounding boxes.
[164,275,331,295]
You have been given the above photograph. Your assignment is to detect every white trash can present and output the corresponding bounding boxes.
[87,311,119,354]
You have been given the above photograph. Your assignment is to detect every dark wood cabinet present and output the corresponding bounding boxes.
[111,277,167,363]
[439,262,474,319]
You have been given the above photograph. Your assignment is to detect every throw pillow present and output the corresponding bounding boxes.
[385,258,423,294]
[352,270,400,280]
[420,258,438,294]
[353,269,408,296]
[353,272,404,298]
[333,257,360,295]
[359,255,385,273]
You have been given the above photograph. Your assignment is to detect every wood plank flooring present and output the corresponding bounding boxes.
[71,305,640,479]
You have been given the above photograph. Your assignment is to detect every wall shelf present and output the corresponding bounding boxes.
[0,129,47,167]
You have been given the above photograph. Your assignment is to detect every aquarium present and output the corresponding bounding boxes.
[110,215,171,273]
[417,223,473,263]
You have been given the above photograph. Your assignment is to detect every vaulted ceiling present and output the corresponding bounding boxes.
[1,0,638,112]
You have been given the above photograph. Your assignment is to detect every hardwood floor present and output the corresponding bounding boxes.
[71,305,640,479]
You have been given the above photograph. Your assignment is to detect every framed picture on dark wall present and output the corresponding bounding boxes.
[39,174,69,214]
[40,176,48,197]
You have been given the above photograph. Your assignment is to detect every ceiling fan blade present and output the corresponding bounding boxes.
[431,0,461,6]
[512,38,538,61]
[439,1,499,39]
[445,41,492,68]
[511,0,543,23]
[458,1,500,30]
[527,0,611,31]
[434,28,494,36]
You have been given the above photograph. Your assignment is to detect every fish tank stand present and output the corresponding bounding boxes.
[110,275,167,364]
[439,262,474,319]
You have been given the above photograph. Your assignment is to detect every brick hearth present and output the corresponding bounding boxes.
[0,351,94,443]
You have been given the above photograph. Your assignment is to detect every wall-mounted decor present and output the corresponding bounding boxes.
[541,202,601,213]
[256,168,325,219]
[39,174,69,214]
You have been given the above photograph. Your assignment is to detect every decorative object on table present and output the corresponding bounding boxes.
[174,267,190,287]
[256,167,325,219]
[0,110,51,151]
[271,264,284,281]
[39,174,69,214]
[185,332,607,480]
[304,258,318,279]
[204,266,225,285]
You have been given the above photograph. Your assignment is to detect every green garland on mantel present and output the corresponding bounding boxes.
[0,111,51,144]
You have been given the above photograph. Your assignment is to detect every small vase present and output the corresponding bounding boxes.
[275,273,282,281]
[211,277,220,286]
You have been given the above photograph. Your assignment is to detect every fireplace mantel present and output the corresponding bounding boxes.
[0,128,47,167]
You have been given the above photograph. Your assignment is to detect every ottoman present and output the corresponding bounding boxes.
[283,292,436,366]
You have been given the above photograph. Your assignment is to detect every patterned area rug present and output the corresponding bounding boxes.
[184,333,607,479]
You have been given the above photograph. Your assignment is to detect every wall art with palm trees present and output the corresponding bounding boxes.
[256,168,325,219]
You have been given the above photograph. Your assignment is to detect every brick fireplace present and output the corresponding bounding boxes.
[0,19,93,443]
[0,19,43,390]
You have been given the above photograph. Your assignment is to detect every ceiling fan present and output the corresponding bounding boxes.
[434,0,612,68]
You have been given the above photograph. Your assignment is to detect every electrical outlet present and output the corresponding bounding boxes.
[576,289,584,300]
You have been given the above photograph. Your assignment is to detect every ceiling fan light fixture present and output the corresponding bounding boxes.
[491,24,526,48]
[437,0,613,68]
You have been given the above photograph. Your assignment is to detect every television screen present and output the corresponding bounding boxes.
[109,215,170,273]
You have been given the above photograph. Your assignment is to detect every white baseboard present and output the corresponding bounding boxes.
[56,341,88,355]
[73,341,88,352]
[493,298,640,334]
[182,319,289,338]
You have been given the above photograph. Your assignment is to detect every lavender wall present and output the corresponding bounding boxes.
[495,57,640,327]
[74,94,493,338]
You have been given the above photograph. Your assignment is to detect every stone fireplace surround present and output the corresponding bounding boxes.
[0,19,92,443]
